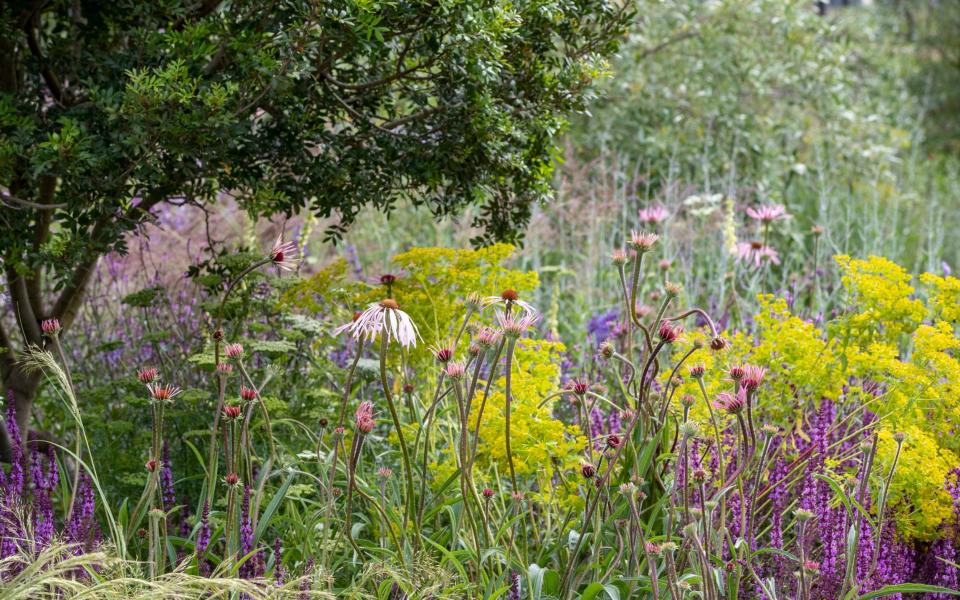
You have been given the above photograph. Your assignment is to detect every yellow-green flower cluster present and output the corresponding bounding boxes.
[833,255,925,345]
[469,339,586,510]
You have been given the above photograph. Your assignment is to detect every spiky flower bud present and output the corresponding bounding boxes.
[41,318,61,335]
[225,473,240,486]
[224,343,244,359]
[688,363,706,379]
[137,367,159,384]
[224,404,243,419]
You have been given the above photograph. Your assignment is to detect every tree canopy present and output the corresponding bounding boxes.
[0,0,629,437]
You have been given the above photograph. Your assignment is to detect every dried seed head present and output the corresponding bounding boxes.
[580,462,595,479]
[379,298,400,310]
[710,336,729,351]
[598,341,615,359]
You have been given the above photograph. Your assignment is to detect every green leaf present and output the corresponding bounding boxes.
[855,584,960,599]
[253,471,296,543]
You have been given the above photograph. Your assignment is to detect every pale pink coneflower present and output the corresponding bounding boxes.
[638,205,669,225]
[475,326,502,348]
[745,203,788,223]
[344,299,420,349]
[628,230,659,251]
[714,388,747,414]
[270,234,299,272]
[429,343,455,363]
[741,364,767,390]
[497,312,538,339]
[443,361,466,380]
[481,289,537,317]
[147,382,182,402]
[41,318,61,335]
[355,400,376,434]
[137,367,159,384]
[735,241,781,268]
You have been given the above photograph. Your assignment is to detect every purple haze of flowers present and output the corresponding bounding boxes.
[587,308,619,344]
[589,406,605,451]
[5,398,25,499]
[197,501,212,576]
[239,486,258,579]
[66,472,98,552]
[161,441,176,512]
[508,571,521,600]
[273,537,285,586]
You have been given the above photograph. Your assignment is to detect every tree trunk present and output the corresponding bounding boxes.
[0,365,42,459]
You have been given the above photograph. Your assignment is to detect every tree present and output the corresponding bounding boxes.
[0,0,630,451]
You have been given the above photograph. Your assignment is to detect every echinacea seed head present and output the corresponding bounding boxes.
[379,298,400,310]
[500,289,519,302]
[403,383,415,394]
[571,378,589,396]
[225,473,240,487]
[319,418,328,428]
[680,421,700,438]
[482,488,495,499]
[688,363,705,378]
[598,341,615,358]
[692,467,709,483]
[728,364,746,380]
[606,434,621,449]
[670,375,683,388]
[224,405,243,419]
[433,347,454,363]
[212,328,224,341]
[145,459,158,472]
[794,508,815,521]
[710,337,729,351]
[580,462,595,479]
[379,273,397,286]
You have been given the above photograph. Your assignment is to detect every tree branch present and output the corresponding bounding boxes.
[23,13,68,106]
[51,190,168,330]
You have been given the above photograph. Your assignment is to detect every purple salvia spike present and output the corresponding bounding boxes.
[45,445,58,490]
[273,537,285,586]
[298,559,314,599]
[161,441,176,511]
[197,501,211,577]
[239,486,254,579]
[5,398,25,499]
[589,406,605,451]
